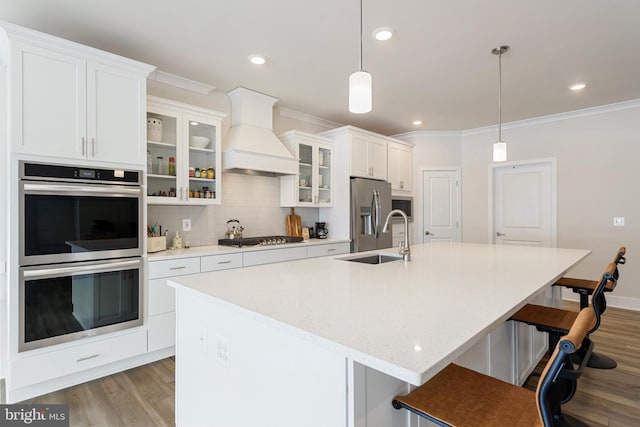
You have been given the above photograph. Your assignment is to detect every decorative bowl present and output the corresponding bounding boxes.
[190,136,210,148]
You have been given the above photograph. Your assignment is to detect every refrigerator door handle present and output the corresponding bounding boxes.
[373,189,381,238]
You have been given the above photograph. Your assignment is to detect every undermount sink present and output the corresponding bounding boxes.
[342,253,403,264]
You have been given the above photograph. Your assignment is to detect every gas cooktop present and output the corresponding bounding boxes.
[218,235,304,248]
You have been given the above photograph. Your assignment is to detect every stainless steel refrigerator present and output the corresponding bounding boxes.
[350,177,392,252]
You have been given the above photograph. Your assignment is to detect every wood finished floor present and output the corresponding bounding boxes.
[22,301,640,426]
[524,301,640,427]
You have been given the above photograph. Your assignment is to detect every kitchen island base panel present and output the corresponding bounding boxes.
[173,287,557,427]
[175,289,347,427]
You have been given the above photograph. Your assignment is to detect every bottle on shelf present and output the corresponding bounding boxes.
[168,157,176,176]
[147,151,153,174]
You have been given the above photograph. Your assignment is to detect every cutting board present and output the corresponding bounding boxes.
[286,207,302,237]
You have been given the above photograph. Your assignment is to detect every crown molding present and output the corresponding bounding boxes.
[277,107,343,131]
[393,130,462,140]
[462,99,640,136]
[148,70,215,95]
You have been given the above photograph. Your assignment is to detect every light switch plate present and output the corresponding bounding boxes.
[613,217,625,227]
[182,218,191,231]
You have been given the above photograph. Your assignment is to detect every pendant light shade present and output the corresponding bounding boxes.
[492,45,509,162]
[349,0,372,114]
[349,70,372,114]
[493,141,507,162]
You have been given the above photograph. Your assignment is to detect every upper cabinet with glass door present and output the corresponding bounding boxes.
[146,96,225,205]
[279,131,333,207]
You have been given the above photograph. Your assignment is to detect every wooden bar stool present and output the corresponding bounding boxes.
[510,262,616,369]
[392,308,596,427]
[553,247,625,311]
[553,247,625,369]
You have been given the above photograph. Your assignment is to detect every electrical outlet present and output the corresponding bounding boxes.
[216,334,229,367]
[182,218,191,231]
[613,217,625,227]
[198,325,208,354]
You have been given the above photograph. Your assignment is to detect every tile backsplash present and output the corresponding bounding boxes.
[148,173,319,247]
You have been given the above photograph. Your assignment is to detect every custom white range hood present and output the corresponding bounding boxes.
[222,87,297,176]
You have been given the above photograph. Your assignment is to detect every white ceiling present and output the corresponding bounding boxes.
[1,0,639,135]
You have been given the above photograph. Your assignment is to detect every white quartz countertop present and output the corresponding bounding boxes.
[147,238,350,261]
[168,242,590,385]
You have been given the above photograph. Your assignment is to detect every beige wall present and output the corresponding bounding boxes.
[403,103,640,302]
[461,104,640,300]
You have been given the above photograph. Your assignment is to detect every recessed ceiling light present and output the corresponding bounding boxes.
[569,82,586,91]
[412,120,423,126]
[373,27,394,41]
[248,55,267,65]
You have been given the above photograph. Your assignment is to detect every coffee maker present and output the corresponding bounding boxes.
[315,222,328,239]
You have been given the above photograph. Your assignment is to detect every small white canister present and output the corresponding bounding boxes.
[147,117,163,142]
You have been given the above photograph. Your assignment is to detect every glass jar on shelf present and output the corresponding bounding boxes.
[156,156,166,175]
[207,167,215,179]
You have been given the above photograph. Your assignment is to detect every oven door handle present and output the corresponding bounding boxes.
[22,259,142,279]
[22,183,141,196]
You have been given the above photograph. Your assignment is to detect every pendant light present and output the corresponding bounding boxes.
[349,0,372,114]
[492,45,509,162]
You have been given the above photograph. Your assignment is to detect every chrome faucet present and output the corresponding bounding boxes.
[382,209,411,262]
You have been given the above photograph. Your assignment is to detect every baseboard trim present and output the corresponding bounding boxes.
[562,290,640,311]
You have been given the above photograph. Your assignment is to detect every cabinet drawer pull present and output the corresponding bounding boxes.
[81,137,86,155]
[327,248,336,252]
[77,353,100,362]
[217,260,232,265]
[169,266,187,270]
[91,138,96,156]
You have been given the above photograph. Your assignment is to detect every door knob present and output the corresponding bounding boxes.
[425,231,433,236]
[496,232,506,237]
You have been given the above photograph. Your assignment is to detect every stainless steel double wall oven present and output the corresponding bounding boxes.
[18,161,144,351]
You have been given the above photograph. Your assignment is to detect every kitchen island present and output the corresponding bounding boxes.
[168,242,589,427]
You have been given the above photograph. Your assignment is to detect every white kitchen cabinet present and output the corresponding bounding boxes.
[280,130,334,207]
[306,242,350,257]
[351,134,387,180]
[387,141,413,193]
[146,96,225,205]
[147,256,200,352]
[145,242,348,353]
[10,329,147,389]
[391,222,413,249]
[201,253,243,272]
[5,24,153,165]
[243,247,308,267]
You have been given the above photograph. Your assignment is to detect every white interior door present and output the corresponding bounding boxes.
[422,169,460,243]
[491,160,556,247]
[491,159,557,384]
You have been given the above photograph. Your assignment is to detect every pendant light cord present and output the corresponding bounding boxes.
[498,49,502,142]
[359,0,363,71]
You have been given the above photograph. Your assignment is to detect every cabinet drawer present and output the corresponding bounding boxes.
[11,329,147,388]
[148,312,176,352]
[243,247,307,267]
[148,257,200,279]
[307,243,350,258]
[201,253,243,272]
